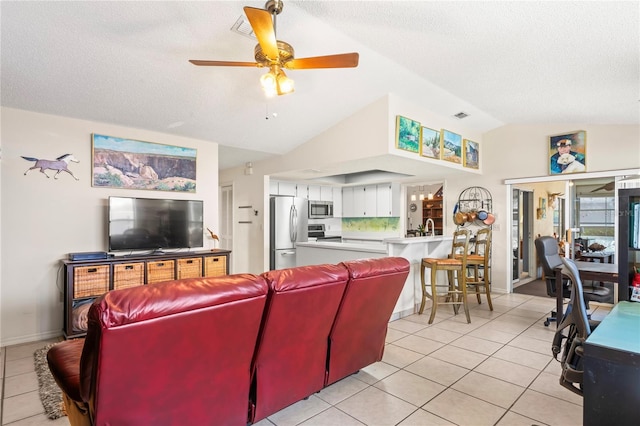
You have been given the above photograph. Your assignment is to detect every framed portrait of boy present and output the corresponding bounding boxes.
[549,130,586,175]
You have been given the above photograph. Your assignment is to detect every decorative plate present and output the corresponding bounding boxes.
[410,203,417,212]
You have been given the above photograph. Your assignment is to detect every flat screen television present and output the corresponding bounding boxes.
[108,196,203,252]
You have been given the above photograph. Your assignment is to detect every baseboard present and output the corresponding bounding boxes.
[389,306,417,322]
[0,329,62,348]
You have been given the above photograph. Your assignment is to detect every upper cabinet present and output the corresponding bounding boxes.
[307,185,333,201]
[377,183,401,217]
[308,185,321,200]
[272,180,400,218]
[320,186,333,201]
[333,187,342,217]
[272,181,337,202]
[342,183,400,217]
[271,181,297,196]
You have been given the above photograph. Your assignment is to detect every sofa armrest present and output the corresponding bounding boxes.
[46,338,85,402]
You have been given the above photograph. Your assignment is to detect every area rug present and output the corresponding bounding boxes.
[513,279,549,298]
[34,343,67,419]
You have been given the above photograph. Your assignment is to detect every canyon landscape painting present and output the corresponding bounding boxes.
[92,134,197,192]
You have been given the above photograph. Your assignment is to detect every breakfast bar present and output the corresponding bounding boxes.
[297,236,453,319]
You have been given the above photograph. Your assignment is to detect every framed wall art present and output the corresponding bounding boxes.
[92,134,197,192]
[549,130,586,175]
[463,139,479,169]
[395,116,421,153]
[440,129,462,164]
[420,126,441,159]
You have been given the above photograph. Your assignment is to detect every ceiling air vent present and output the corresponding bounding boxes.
[454,112,469,119]
[231,15,256,39]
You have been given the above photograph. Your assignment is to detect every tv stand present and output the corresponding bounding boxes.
[61,249,231,339]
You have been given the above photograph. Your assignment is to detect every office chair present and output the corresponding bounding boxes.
[551,258,600,396]
[534,236,611,326]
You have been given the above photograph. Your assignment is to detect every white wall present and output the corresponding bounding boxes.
[1,107,220,346]
[220,97,392,274]
[220,94,488,273]
[221,95,639,301]
[445,123,640,295]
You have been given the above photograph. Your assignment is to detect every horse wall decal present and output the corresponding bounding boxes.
[22,154,80,180]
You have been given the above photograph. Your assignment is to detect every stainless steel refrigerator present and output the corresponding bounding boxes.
[270,196,308,270]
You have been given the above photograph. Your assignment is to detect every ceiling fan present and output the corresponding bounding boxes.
[189,0,359,96]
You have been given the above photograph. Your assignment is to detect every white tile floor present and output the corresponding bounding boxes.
[1,292,610,426]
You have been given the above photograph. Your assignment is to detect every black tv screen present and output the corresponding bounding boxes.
[108,196,203,252]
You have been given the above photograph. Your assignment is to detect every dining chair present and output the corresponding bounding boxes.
[419,229,471,324]
[457,228,493,310]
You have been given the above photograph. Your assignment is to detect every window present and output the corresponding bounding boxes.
[575,195,615,238]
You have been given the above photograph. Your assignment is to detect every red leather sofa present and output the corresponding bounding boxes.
[47,257,409,425]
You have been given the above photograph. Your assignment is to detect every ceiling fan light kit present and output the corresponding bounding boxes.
[189,1,359,96]
[260,65,294,96]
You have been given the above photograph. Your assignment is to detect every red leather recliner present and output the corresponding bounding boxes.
[325,257,410,386]
[250,263,349,423]
[47,274,269,426]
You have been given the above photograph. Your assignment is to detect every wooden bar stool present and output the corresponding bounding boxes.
[419,229,471,324]
[462,228,493,310]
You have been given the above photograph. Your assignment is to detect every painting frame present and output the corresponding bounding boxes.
[463,139,479,169]
[395,115,421,153]
[92,133,197,192]
[549,130,586,175]
[440,129,463,164]
[420,126,441,159]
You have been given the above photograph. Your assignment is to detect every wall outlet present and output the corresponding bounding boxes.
[493,223,501,231]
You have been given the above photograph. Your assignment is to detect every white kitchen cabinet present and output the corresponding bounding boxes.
[390,183,401,216]
[296,184,308,199]
[342,187,354,217]
[376,183,401,217]
[363,185,377,216]
[277,181,297,196]
[320,186,333,201]
[376,184,392,217]
[343,184,385,217]
[308,185,321,200]
[332,187,342,217]
[352,186,366,216]
[269,180,279,195]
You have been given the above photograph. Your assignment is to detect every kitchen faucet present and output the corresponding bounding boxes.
[425,218,435,236]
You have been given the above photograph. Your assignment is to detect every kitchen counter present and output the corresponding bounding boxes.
[296,236,453,321]
[297,241,387,254]
[384,235,451,245]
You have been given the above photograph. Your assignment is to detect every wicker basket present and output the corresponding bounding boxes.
[177,257,202,279]
[204,255,226,277]
[73,265,109,298]
[147,260,175,284]
[113,262,145,290]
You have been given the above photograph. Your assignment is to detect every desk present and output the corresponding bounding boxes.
[579,251,614,264]
[583,302,640,426]
[554,261,619,328]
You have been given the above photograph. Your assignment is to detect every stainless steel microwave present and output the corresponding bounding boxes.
[308,200,333,218]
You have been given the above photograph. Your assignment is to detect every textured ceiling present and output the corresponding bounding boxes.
[2,1,638,173]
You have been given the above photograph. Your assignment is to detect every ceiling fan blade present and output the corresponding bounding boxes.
[243,6,279,61]
[189,60,260,67]
[285,53,359,70]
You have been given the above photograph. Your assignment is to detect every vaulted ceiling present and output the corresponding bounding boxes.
[2,1,638,171]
